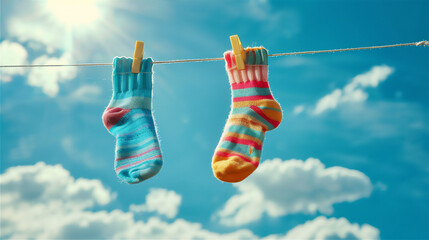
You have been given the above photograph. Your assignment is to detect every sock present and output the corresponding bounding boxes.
[212,47,283,183]
[102,57,162,184]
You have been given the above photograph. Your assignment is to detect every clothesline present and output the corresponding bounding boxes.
[0,40,427,68]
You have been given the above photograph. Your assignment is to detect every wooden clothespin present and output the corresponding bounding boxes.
[131,41,145,73]
[230,35,246,70]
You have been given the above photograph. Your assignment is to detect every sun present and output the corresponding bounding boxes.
[46,0,100,26]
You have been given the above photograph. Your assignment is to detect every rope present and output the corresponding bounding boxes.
[1,41,427,68]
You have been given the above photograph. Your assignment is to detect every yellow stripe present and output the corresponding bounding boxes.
[227,120,265,132]
[260,108,283,123]
[228,114,268,131]
[233,99,280,109]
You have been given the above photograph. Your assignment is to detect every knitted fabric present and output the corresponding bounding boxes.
[212,47,283,182]
[102,57,162,184]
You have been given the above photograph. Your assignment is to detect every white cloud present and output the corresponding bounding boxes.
[8,10,67,50]
[0,162,379,240]
[293,105,305,115]
[314,65,394,115]
[346,65,394,89]
[264,216,379,240]
[130,188,182,219]
[314,89,343,114]
[0,40,77,97]
[216,158,373,226]
[0,162,114,210]
[341,88,368,103]
[0,162,256,239]
[69,85,102,103]
[27,53,77,97]
[0,40,28,82]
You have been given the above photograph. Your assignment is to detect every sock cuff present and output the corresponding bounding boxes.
[113,57,153,74]
[224,47,268,70]
[111,57,154,98]
[224,47,269,85]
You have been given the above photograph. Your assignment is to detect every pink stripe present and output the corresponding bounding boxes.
[223,136,262,150]
[233,95,274,102]
[224,51,235,69]
[115,155,162,171]
[250,105,280,128]
[231,80,269,90]
[216,151,259,167]
[115,147,159,161]
[118,124,150,137]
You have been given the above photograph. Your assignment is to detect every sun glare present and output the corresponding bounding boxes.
[46,0,100,26]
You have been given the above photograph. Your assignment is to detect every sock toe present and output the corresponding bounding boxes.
[118,160,163,184]
[212,156,257,183]
[130,161,162,182]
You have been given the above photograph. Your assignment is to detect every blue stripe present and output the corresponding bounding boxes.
[258,106,282,112]
[113,89,151,99]
[110,111,153,136]
[117,130,156,145]
[115,142,159,159]
[116,138,158,154]
[227,125,265,141]
[115,149,162,168]
[116,137,157,151]
[116,158,163,171]
[117,125,156,141]
[107,97,151,110]
[232,87,271,98]
[111,120,155,137]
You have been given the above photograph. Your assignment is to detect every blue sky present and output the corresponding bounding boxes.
[1,0,428,239]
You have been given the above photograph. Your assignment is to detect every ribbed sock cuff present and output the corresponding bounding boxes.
[111,57,153,97]
[224,47,269,85]
[224,47,268,70]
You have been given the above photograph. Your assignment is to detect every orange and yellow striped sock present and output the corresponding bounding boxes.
[212,47,283,183]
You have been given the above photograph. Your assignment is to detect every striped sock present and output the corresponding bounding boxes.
[102,57,162,184]
[212,47,283,183]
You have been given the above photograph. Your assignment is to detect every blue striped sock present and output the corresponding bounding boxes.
[102,57,162,184]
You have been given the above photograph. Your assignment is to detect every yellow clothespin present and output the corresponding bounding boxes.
[131,41,145,73]
[230,35,246,70]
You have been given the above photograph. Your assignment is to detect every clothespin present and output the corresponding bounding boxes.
[230,35,246,70]
[131,41,145,73]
